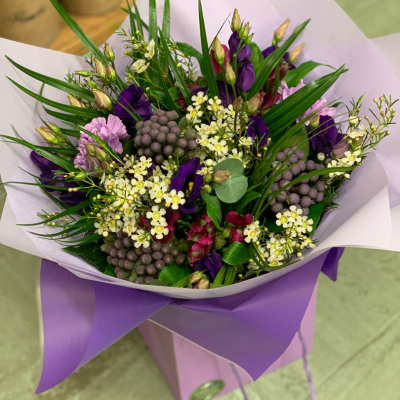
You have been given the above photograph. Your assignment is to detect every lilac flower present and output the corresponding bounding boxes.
[247,116,270,148]
[278,80,336,123]
[194,249,223,280]
[74,115,128,170]
[237,62,255,92]
[30,152,86,205]
[113,84,152,125]
[169,158,203,213]
[228,31,252,63]
[309,115,342,155]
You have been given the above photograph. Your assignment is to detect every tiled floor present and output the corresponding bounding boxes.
[1,1,400,399]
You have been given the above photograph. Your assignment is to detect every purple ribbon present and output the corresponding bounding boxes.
[36,248,344,393]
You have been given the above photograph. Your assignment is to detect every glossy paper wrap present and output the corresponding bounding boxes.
[1,0,400,393]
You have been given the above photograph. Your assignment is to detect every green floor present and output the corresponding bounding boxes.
[1,1,400,399]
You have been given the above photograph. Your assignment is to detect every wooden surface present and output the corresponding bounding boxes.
[1,0,400,399]
[48,0,128,55]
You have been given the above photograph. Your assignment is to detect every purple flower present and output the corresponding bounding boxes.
[74,115,129,170]
[237,62,255,92]
[170,158,203,213]
[228,31,252,63]
[262,45,295,70]
[309,115,342,155]
[194,249,223,280]
[30,152,86,205]
[113,84,152,125]
[247,116,270,148]
[217,81,233,107]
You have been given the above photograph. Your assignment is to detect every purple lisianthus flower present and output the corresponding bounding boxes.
[113,84,152,125]
[228,31,252,63]
[278,80,336,124]
[217,81,233,107]
[74,114,128,170]
[247,116,270,149]
[309,115,342,155]
[194,249,223,280]
[262,45,295,70]
[169,158,203,213]
[30,151,86,205]
[237,62,255,92]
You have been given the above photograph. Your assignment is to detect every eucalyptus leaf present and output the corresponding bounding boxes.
[214,176,248,204]
[222,242,250,265]
[213,158,244,178]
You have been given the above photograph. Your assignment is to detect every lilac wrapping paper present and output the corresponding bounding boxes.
[36,248,343,392]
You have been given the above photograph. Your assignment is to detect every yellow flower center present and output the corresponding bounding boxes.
[215,144,223,152]
[153,211,161,220]
[155,190,164,199]
[280,216,288,224]
[137,181,144,189]
[190,109,198,117]
[172,194,181,204]
[212,103,219,112]
[291,211,297,218]
[249,231,256,238]
[270,260,279,266]
[274,250,281,256]
[200,139,209,146]
[155,226,164,234]
[186,182,194,197]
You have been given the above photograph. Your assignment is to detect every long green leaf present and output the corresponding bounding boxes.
[6,56,94,102]
[49,0,108,64]
[162,0,170,38]
[285,60,332,88]
[224,266,236,285]
[159,31,192,104]
[132,0,144,36]
[1,135,75,171]
[176,42,205,75]
[248,19,310,98]
[212,265,227,286]
[125,0,136,36]
[198,0,218,97]
[264,66,347,138]
[8,77,102,119]
[222,242,250,265]
[44,107,88,125]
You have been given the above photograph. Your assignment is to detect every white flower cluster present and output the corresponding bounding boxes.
[129,39,156,74]
[93,156,182,246]
[247,206,315,271]
[327,150,361,179]
[184,92,252,169]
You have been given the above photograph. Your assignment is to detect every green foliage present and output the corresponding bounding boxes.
[158,262,192,285]
[6,56,94,102]
[63,241,114,275]
[264,66,347,139]
[282,127,310,156]
[214,158,244,177]
[176,42,205,75]
[248,19,310,98]
[222,242,250,265]
[214,176,248,204]
[162,0,170,38]
[308,202,324,232]
[229,191,261,214]
[201,192,222,229]
[212,265,227,287]
[224,265,236,285]
[249,43,263,73]
[285,60,332,88]
[198,0,218,97]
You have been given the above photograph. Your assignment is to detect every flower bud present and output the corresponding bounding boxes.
[94,146,108,161]
[221,227,232,239]
[36,126,58,145]
[68,94,85,108]
[289,43,305,64]
[239,22,250,41]
[273,19,290,45]
[213,170,232,184]
[201,184,212,194]
[348,115,358,125]
[332,139,350,159]
[191,271,206,285]
[203,172,212,184]
[214,235,226,250]
[212,38,226,67]
[46,122,61,133]
[231,9,242,32]
[104,43,115,62]
[248,93,261,114]
[74,171,88,181]
[194,279,210,290]
[244,33,254,45]
[232,96,244,112]
[105,64,116,81]
[86,80,98,89]
[101,160,114,174]
[85,143,96,157]
[93,58,106,77]
[75,70,93,77]
[224,63,236,85]
[86,156,102,176]
[93,89,113,111]
[309,113,320,128]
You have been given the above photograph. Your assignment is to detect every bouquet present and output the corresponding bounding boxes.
[1,0,400,395]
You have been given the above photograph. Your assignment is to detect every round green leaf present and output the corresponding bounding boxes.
[214,176,248,203]
[214,158,244,178]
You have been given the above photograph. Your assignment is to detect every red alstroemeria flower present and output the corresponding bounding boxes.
[225,211,253,227]
[231,228,245,244]
[187,213,215,242]
[188,238,213,265]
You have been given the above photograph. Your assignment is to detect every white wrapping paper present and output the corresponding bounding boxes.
[1,0,400,299]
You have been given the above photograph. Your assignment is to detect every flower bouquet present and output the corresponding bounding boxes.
[1,0,400,397]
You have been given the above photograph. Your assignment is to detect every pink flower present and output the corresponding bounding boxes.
[278,80,336,123]
[210,45,230,75]
[231,228,245,244]
[225,211,253,227]
[188,238,213,265]
[74,115,128,169]
[187,213,215,242]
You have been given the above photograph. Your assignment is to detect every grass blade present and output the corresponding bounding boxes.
[125,0,137,36]
[43,107,88,125]
[162,0,170,38]
[198,0,218,97]
[132,0,144,36]
[49,0,107,64]
[248,19,310,98]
